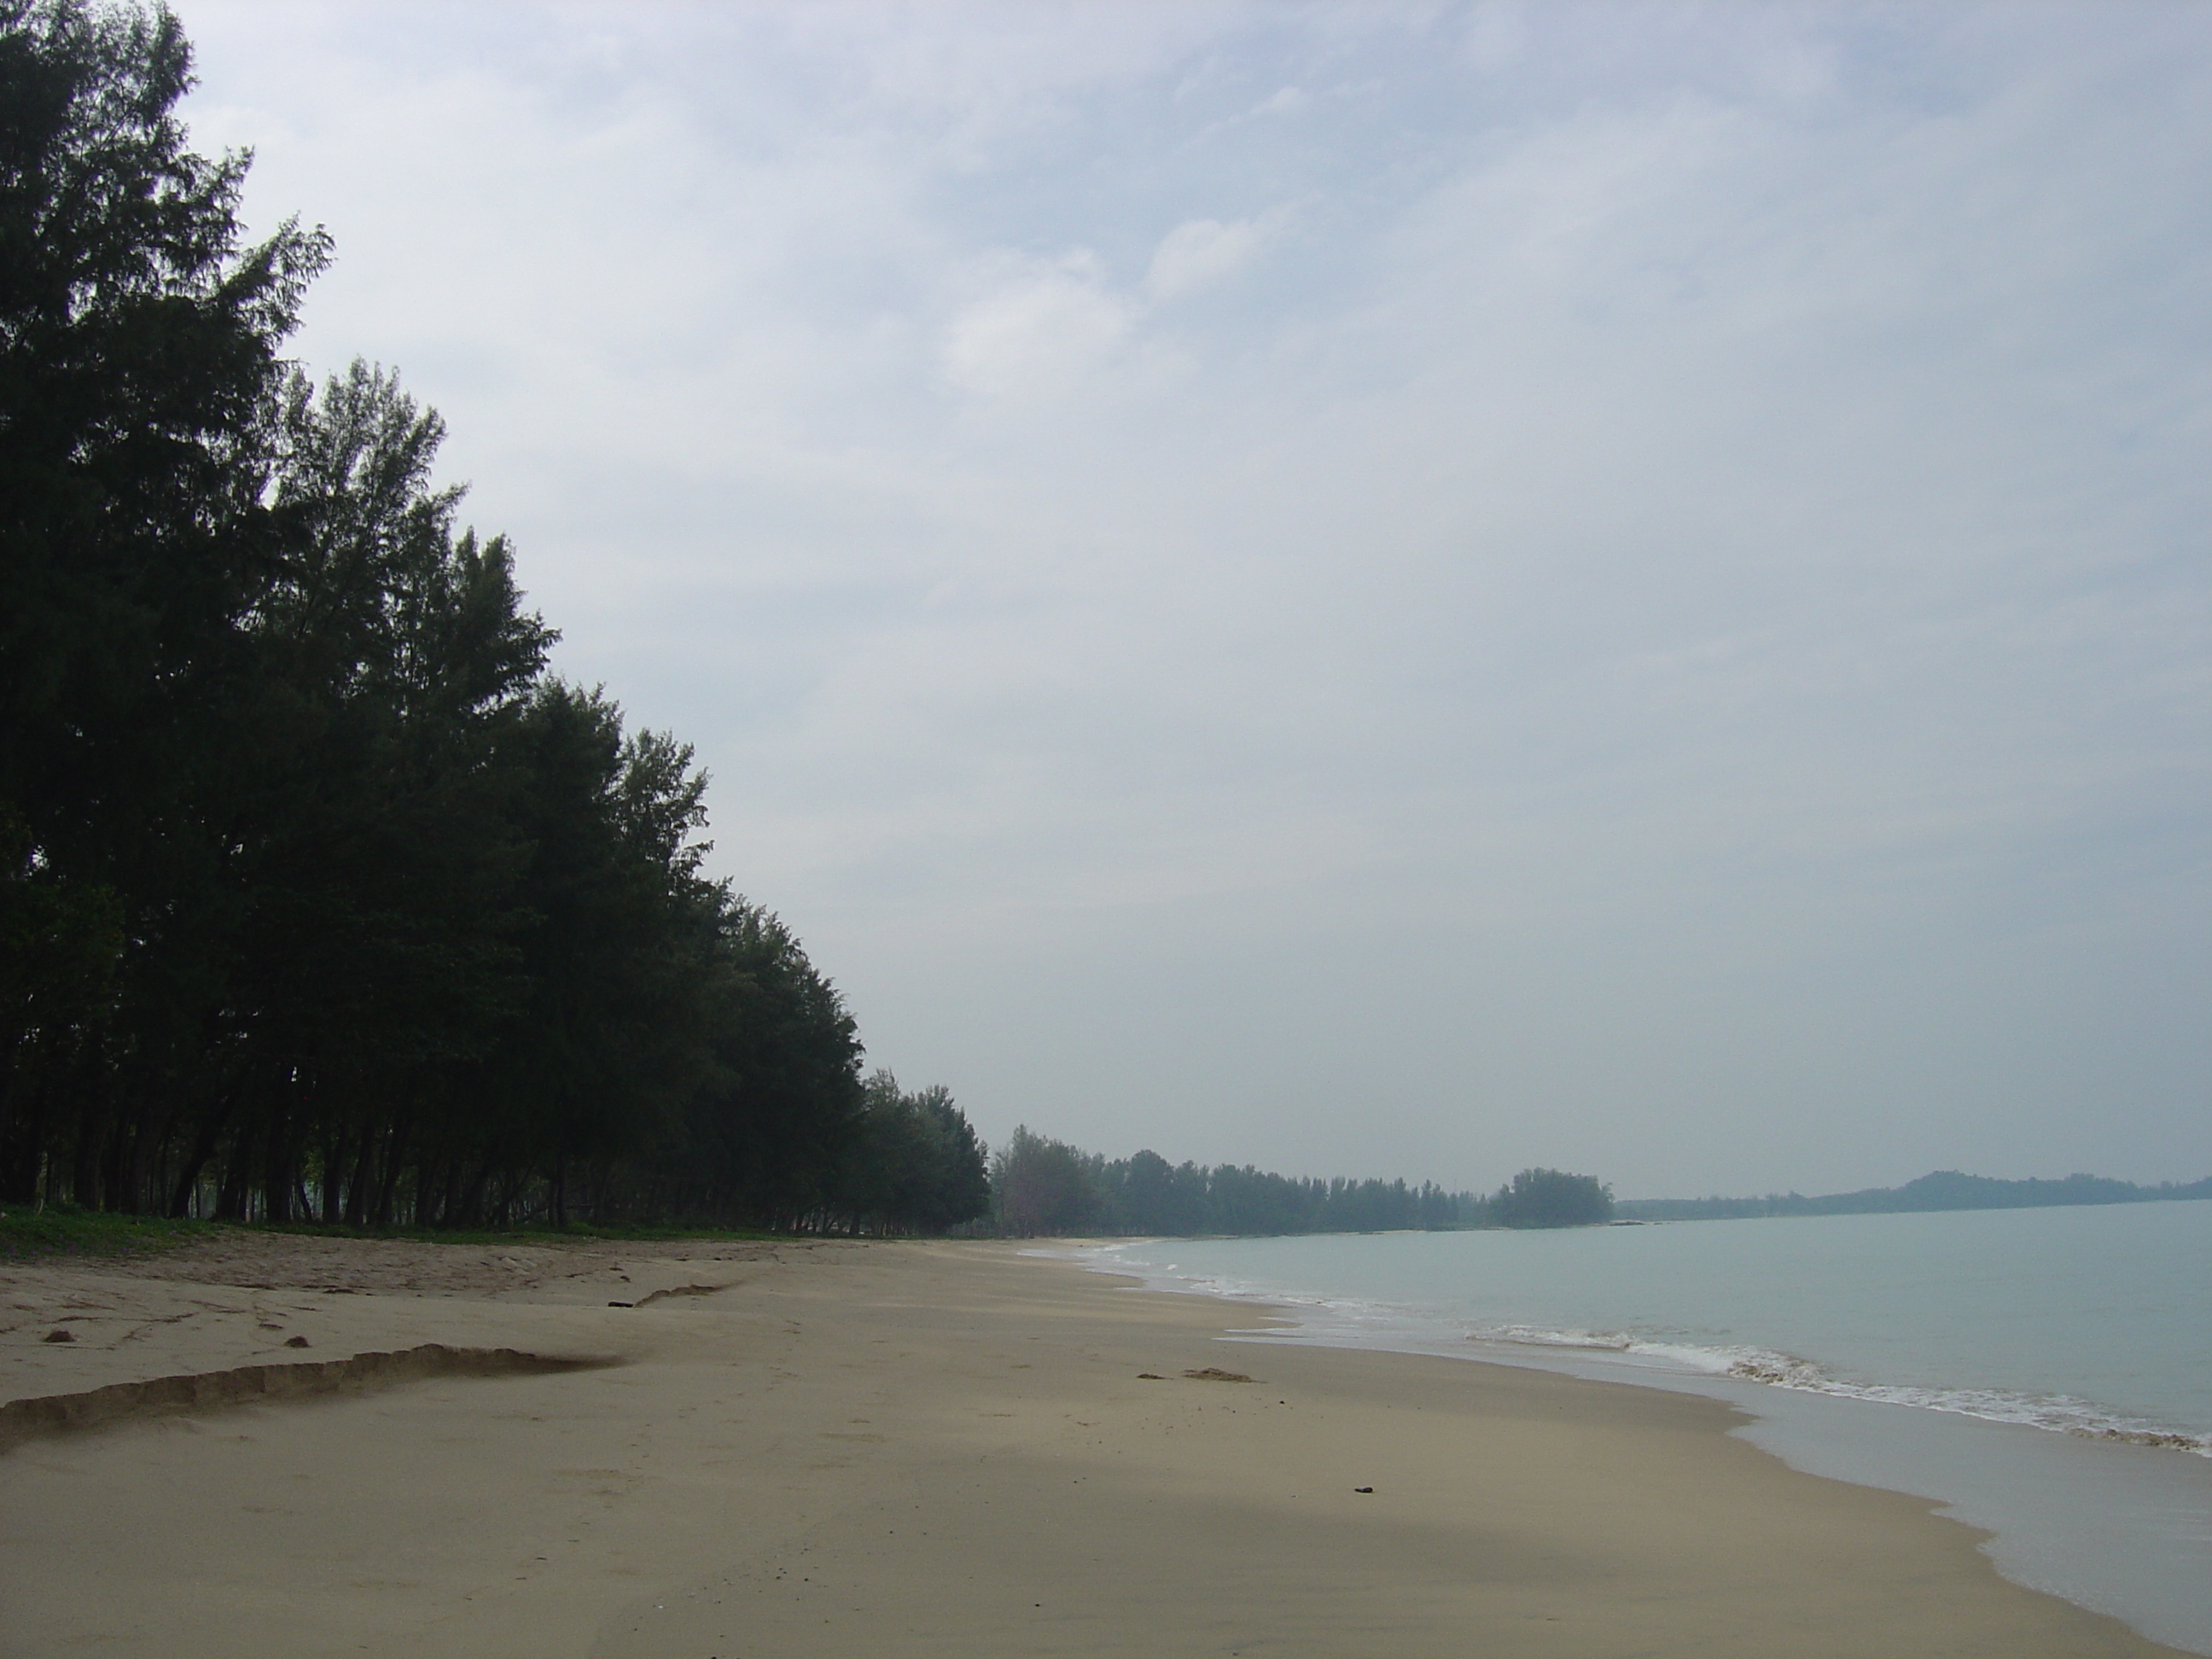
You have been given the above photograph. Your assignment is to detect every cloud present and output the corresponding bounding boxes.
[1144,212,1283,300]
[170,0,2212,1193]
[940,206,1289,405]
[940,251,1140,400]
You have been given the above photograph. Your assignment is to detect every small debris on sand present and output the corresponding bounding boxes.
[1181,1367,1255,1383]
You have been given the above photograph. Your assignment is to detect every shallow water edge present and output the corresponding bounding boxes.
[1052,1240,2212,1656]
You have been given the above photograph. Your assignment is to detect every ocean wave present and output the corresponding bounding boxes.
[1714,1353,2212,1454]
[1461,1324,2212,1456]
[1074,1244,2212,1459]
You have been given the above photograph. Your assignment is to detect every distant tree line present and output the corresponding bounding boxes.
[0,1,988,1234]
[1615,1169,2212,1224]
[987,1128,1612,1237]
[1487,1166,1615,1228]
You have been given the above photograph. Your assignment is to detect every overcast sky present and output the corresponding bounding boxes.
[173,1,2209,1196]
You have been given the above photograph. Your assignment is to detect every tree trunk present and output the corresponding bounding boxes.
[166,1109,226,1218]
[0,1074,45,1206]
[263,1106,294,1224]
[372,1118,410,1228]
[71,1097,107,1210]
[345,1129,375,1226]
[215,1122,255,1220]
[321,1123,349,1224]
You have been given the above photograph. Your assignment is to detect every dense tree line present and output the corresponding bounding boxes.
[988,1127,1610,1237]
[0,1,987,1233]
[1487,1167,1613,1228]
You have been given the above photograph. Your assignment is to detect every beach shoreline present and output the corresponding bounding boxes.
[1068,1219,2212,1656]
[0,1231,2186,1656]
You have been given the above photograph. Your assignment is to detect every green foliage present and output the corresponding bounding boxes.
[1095,1152,1489,1236]
[991,1138,1498,1238]
[991,1126,1102,1237]
[1490,1167,1614,1228]
[841,1072,992,1234]
[0,3,986,1238]
[0,1202,210,1259]
[1,0,329,866]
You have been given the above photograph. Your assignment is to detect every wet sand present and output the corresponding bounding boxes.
[0,1232,2183,1656]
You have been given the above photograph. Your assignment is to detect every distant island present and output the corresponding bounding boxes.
[1615,1169,2212,1224]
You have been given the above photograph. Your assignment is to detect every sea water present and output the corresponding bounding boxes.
[1069,1201,2212,1652]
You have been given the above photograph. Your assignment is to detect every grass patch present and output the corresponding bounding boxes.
[0,1207,217,1262]
[250,1220,791,1247]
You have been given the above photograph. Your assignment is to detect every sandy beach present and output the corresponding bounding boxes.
[0,1232,2182,1657]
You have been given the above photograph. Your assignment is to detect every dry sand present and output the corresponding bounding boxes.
[0,1231,2182,1657]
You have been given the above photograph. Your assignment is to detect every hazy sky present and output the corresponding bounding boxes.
[173,1,2210,1196]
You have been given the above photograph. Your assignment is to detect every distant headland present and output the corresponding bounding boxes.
[1615,1169,2212,1224]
